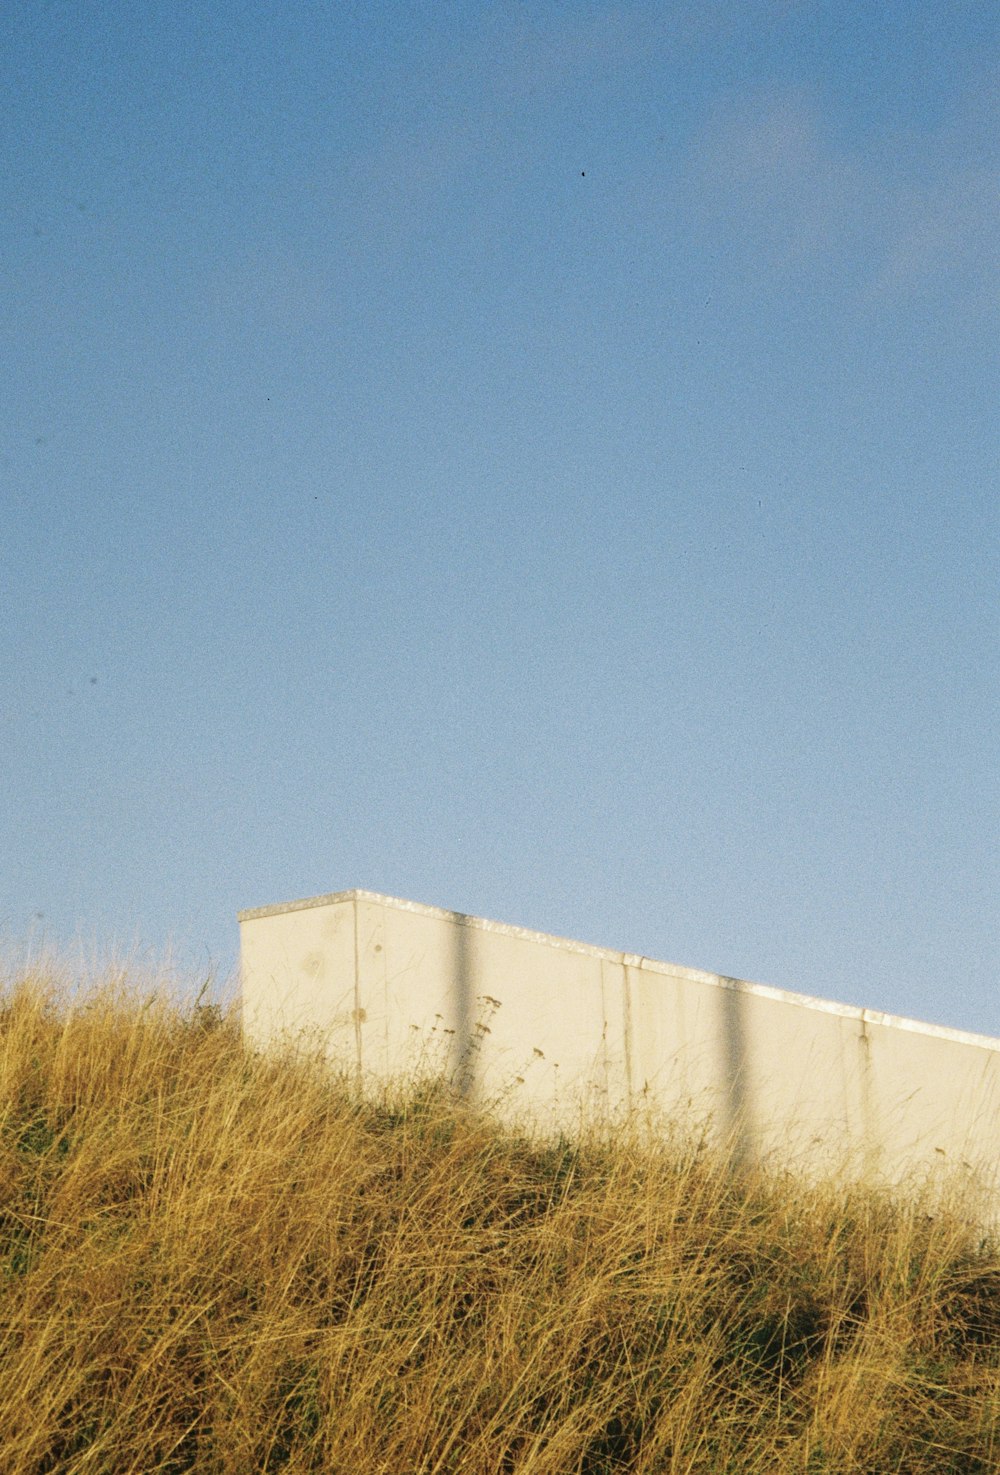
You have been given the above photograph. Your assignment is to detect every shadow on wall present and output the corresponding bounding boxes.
[720,978,754,1170]
[451,917,475,1097]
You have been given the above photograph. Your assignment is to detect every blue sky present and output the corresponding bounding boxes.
[3,1,997,1030]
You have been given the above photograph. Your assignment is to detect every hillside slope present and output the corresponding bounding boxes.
[1,969,999,1473]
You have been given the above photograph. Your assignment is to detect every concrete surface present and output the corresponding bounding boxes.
[239,889,1000,1202]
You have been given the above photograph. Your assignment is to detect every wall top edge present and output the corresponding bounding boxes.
[237,889,1000,1056]
[238,889,371,923]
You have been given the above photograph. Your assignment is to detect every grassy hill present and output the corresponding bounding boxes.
[2,967,999,1474]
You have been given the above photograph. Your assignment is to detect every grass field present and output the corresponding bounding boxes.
[2,966,1000,1473]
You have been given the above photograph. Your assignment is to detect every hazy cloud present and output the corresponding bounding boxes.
[689,80,1000,311]
[878,160,1000,304]
[691,86,871,271]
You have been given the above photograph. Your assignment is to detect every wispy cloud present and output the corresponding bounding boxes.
[347,6,648,212]
[688,80,1000,311]
[691,85,870,270]
[877,160,1000,304]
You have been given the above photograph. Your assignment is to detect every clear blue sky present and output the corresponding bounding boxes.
[3,1,997,1030]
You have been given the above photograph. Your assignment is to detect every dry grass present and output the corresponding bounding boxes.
[2,967,1000,1473]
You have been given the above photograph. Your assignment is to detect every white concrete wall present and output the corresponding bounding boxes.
[239,890,1000,1199]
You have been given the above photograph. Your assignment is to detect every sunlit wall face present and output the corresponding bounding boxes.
[239,888,1000,1210]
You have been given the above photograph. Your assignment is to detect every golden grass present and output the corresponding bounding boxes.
[2,967,1000,1473]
